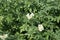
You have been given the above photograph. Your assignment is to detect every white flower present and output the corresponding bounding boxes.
[30,13,34,17]
[0,34,8,40]
[26,13,34,19]
[26,13,31,19]
[38,24,44,31]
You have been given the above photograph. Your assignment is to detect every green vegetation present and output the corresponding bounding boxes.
[0,0,60,40]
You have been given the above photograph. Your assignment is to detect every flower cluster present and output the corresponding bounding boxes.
[38,24,44,31]
[0,34,8,40]
[26,13,34,20]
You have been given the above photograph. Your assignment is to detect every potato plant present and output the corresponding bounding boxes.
[0,0,60,40]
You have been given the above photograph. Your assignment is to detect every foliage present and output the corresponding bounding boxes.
[0,0,60,40]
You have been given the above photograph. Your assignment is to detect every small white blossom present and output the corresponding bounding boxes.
[26,13,31,19]
[0,34,8,40]
[26,13,34,19]
[38,24,44,31]
[30,13,34,17]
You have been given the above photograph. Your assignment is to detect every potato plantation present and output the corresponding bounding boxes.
[0,0,60,40]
